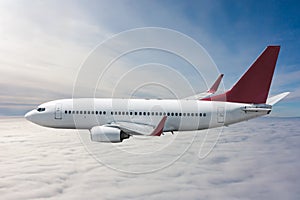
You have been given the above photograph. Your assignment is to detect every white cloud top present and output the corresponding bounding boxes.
[0,117,299,199]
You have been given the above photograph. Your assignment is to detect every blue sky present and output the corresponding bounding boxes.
[0,0,299,116]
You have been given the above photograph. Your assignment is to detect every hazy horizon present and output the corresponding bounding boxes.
[0,0,299,117]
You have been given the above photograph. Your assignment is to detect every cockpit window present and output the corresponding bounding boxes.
[37,107,46,112]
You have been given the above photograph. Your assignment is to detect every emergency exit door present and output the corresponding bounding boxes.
[55,104,62,119]
[217,107,224,123]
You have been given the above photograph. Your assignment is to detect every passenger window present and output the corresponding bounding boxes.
[76,111,79,114]
[84,111,86,114]
[203,113,206,117]
[103,111,106,115]
[87,111,90,114]
[187,113,190,116]
[183,113,186,116]
[199,113,202,117]
[69,110,71,114]
[111,111,113,115]
[65,110,67,114]
[191,113,194,116]
[96,111,98,115]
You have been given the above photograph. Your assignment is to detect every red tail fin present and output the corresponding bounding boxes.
[202,46,280,104]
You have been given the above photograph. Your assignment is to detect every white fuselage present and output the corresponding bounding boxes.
[25,98,269,131]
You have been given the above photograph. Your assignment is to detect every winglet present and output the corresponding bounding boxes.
[207,74,224,93]
[150,116,167,136]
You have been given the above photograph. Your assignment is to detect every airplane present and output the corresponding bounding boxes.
[25,46,289,143]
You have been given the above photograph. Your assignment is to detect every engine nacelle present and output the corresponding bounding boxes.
[90,126,130,143]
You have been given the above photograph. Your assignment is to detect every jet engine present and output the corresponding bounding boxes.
[90,126,130,143]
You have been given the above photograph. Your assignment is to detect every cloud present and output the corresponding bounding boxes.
[0,1,222,116]
[286,88,300,102]
[0,117,299,199]
[271,69,300,89]
[0,1,111,115]
[0,0,297,117]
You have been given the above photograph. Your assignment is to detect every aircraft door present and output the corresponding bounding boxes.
[55,104,62,120]
[217,107,224,123]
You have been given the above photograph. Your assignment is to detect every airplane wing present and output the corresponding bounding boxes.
[106,116,167,136]
[184,74,224,100]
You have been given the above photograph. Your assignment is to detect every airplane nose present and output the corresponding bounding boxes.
[24,110,33,121]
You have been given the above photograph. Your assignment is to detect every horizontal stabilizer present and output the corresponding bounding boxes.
[266,92,290,105]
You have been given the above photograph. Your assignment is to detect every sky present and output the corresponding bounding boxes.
[0,0,299,116]
[1,117,299,199]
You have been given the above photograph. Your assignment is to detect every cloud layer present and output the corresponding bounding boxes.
[0,117,299,200]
